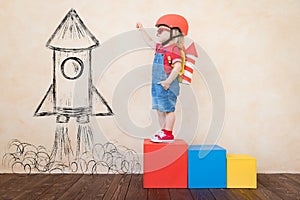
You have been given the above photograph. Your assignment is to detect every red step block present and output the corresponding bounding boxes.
[143,139,188,188]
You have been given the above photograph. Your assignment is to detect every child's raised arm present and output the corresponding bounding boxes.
[136,22,155,49]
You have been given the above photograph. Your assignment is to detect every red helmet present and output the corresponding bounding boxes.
[155,14,189,36]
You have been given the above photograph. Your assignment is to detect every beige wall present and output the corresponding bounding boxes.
[0,0,299,173]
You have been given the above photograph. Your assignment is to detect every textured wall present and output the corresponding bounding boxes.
[0,0,299,173]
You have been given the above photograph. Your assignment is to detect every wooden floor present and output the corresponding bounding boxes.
[0,174,299,200]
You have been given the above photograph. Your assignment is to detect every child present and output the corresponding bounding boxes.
[136,14,189,142]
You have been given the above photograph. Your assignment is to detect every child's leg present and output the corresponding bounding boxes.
[165,112,175,133]
[157,111,166,130]
[150,111,175,142]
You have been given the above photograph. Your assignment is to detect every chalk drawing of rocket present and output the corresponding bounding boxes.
[34,9,113,165]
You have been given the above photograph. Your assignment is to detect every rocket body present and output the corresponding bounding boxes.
[54,50,91,117]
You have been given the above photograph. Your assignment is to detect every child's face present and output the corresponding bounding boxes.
[156,25,171,43]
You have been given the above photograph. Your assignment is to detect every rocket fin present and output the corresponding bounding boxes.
[186,42,198,57]
[34,84,56,117]
[91,85,114,116]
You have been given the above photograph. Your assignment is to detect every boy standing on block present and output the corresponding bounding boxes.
[136,14,188,143]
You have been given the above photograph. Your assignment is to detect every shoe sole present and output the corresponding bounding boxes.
[150,138,175,143]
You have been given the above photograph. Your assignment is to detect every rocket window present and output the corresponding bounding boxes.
[61,57,84,80]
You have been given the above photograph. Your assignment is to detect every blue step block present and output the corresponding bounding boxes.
[188,145,226,188]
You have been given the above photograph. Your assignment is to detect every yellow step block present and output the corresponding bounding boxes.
[226,154,257,188]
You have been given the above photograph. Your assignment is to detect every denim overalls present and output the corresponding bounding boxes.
[151,52,180,112]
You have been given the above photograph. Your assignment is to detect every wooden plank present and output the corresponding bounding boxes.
[14,175,62,200]
[110,174,132,200]
[283,174,300,185]
[259,174,300,200]
[112,175,131,200]
[0,174,45,199]
[0,174,17,186]
[57,174,101,200]
[169,188,194,200]
[228,188,263,200]
[0,174,27,189]
[190,189,215,200]
[35,174,82,200]
[255,181,283,200]
[148,188,170,200]
[102,174,124,200]
[77,174,115,199]
[126,174,147,199]
[210,188,244,200]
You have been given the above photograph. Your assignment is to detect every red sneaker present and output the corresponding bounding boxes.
[150,130,174,143]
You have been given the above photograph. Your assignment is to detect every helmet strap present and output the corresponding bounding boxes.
[162,29,183,46]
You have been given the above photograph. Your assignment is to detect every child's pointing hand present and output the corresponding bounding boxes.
[136,22,143,29]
